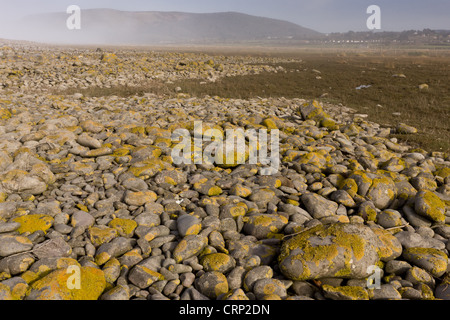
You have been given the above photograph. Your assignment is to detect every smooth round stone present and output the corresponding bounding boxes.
[177,214,202,237]
[0,222,20,233]
[124,190,157,207]
[0,234,33,257]
[402,247,448,277]
[222,288,249,300]
[173,234,208,263]
[242,213,288,240]
[243,266,273,292]
[200,253,236,274]
[322,285,369,300]
[405,266,435,288]
[252,278,287,300]
[195,271,229,299]
[26,266,106,300]
[371,284,402,300]
[415,190,446,223]
[385,260,412,275]
[278,223,380,281]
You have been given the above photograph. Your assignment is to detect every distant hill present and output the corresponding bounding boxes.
[5,9,321,45]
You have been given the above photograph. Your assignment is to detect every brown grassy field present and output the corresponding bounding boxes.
[59,47,450,154]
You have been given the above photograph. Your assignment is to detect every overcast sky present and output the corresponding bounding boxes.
[0,0,449,33]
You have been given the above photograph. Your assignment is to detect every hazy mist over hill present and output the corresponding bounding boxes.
[1,9,322,45]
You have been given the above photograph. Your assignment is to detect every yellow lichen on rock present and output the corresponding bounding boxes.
[108,218,137,238]
[26,266,106,300]
[13,214,54,234]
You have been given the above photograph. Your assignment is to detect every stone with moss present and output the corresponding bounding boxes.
[1,277,29,300]
[320,117,339,131]
[222,288,249,300]
[322,284,369,300]
[382,157,406,172]
[262,117,278,131]
[339,178,359,198]
[435,167,450,180]
[1,170,48,195]
[256,176,282,189]
[128,159,167,178]
[0,234,33,257]
[94,237,135,266]
[396,123,418,135]
[155,169,187,186]
[13,214,54,234]
[177,214,202,237]
[395,180,418,205]
[411,176,438,192]
[435,274,450,300]
[243,213,288,240]
[330,190,356,207]
[376,209,404,229]
[0,283,13,300]
[415,190,446,223]
[357,201,378,222]
[229,184,252,198]
[252,278,287,300]
[88,226,118,247]
[108,218,137,238]
[79,120,105,134]
[278,223,380,281]
[25,266,106,300]
[415,283,435,300]
[249,188,277,205]
[193,178,223,196]
[403,247,448,278]
[101,258,121,284]
[21,257,81,285]
[297,100,330,123]
[123,190,157,207]
[348,171,373,197]
[173,234,208,263]
[243,266,273,292]
[404,266,435,288]
[296,151,330,171]
[0,108,12,120]
[366,176,397,210]
[200,253,236,274]
[128,265,164,289]
[196,271,229,299]
[301,193,338,219]
[214,144,249,168]
[370,227,403,262]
